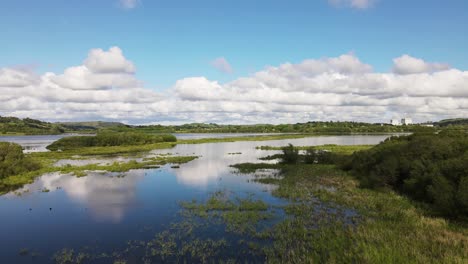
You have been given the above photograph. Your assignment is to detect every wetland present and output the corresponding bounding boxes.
[0,133,466,263]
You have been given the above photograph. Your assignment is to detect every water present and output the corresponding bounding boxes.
[0,133,284,153]
[0,134,391,263]
[0,134,91,153]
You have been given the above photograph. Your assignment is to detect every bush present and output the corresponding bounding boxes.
[47,132,178,151]
[282,144,299,164]
[346,132,468,218]
[304,148,342,165]
[0,142,41,179]
[304,148,316,164]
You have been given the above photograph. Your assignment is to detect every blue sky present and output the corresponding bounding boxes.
[1,0,467,124]
[1,0,467,90]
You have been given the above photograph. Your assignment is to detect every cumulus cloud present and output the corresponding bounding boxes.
[0,68,37,87]
[119,0,140,9]
[0,48,467,124]
[392,54,451,75]
[211,57,233,74]
[329,0,375,9]
[85,47,136,74]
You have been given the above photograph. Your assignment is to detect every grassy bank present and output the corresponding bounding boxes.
[229,163,467,263]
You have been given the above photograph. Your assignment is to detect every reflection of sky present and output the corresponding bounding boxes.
[9,171,145,223]
[154,135,391,187]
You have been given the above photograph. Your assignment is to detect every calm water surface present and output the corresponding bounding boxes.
[0,134,91,153]
[0,134,391,263]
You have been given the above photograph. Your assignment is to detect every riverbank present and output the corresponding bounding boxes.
[228,162,468,262]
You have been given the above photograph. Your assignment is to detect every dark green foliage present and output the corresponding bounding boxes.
[304,148,317,164]
[0,116,65,135]
[46,132,177,151]
[134,121,425,134]
[281,144,299,164]
[0,142,41,179]
[435,118,468,127]
[346,132,468,218]
[298,147,344,165]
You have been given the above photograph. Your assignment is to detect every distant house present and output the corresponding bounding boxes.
[390,119,401,126]
[401,117,413,125]
[421,123,434,127]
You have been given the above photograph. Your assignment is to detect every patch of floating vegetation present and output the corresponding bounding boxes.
[227,152,242,155]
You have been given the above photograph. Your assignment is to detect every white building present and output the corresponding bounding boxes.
[390,119,401,126]
[401,117,413,125]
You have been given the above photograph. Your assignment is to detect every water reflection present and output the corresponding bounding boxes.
[15,171,145,222]
[154,135,391,187]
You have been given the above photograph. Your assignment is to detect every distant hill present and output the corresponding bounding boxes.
[0,116,65,135]
[435,118,468,127]
[57,121,129,131]
[0,117,130,135]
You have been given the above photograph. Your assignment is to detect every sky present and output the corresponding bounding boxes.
[0,0,467,124]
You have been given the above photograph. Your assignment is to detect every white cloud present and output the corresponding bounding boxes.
[1,48,467,124]
[85,47,136,74]
[49,47,138,90]
[211,57,233,74]
[329,0,375,9]
[392,54,450,75]
[119,0,140,9]
[0,68,37,87]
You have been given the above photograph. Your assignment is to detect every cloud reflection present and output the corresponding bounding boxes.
[21,171,145,222]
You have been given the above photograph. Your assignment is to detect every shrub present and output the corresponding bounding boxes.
[345,132,468,218]
[0,142,41,179]
[304,148,316,164]
[281,144,299,164]
[47,132,178,151]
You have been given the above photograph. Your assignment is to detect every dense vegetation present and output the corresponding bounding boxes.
[0,142,40,179]
[46,132,177,151]
[133,121,425,134]
[275,133,468,219]
[229,162,467,263]
[57,121,129,131]
[1,115,462,135]
[0,116,65,135]
[343,132,468,218]
[435,118,468,127]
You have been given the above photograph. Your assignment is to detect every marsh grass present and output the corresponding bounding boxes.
[231,163,468,263]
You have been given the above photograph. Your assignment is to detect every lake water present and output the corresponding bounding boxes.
[0,134,391,263]
[0,133,288,153]
[0,134,91,153]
